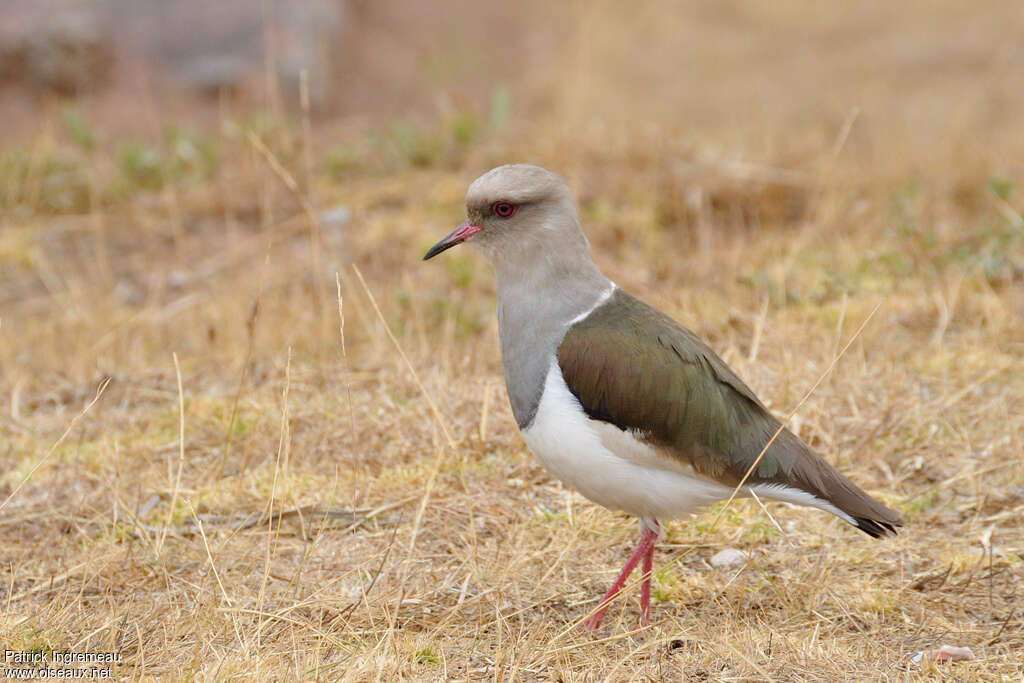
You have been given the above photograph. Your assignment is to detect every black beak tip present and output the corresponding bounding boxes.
[422,240,453,261]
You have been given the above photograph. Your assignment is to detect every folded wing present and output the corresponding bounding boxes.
[556,289,902,537]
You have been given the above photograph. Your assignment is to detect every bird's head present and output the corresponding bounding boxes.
[423,164,586,262]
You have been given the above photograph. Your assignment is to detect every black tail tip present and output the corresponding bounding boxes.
[853,517,902,538]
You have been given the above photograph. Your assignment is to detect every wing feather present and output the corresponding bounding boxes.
[556,289,902,534]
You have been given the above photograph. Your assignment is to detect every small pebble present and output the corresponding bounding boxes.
[320,205,352,226]
[911,644,975,664]
[710,548,749,568]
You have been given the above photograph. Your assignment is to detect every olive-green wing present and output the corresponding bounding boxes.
[556,289,901,536]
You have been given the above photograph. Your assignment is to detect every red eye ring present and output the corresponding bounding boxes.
[492,201,517,218]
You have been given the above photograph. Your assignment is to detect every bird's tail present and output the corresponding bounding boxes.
[753,429,903,538]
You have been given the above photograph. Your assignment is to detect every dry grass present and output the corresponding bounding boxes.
[3,1,1024,680]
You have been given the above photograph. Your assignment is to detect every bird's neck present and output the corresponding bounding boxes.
[492,247,612,428]
[494,250,610,327]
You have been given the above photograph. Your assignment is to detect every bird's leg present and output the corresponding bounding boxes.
[640,535,654,626]
[582,521,660,630]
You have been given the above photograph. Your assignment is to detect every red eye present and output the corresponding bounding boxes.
[492,201,517,218]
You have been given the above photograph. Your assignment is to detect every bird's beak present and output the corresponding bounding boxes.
[423,221,482,260]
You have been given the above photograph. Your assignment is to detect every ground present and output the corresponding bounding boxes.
[2,1,1024,680]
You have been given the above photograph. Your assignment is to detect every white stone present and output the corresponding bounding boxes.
[710,548,749,568]
[320,205,352,226]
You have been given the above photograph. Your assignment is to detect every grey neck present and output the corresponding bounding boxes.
[490,241,611,428]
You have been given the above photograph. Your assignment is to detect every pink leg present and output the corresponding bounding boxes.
[582,523,659,630]
[640,538,654,625]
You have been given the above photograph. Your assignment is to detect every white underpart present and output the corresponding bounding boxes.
[521,359,859,528]
[567,283,616,325]
[746,483,858,527]
[521,359,734,521]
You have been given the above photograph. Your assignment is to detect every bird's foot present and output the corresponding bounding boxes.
[578,523,660,632]
[580,612,606,631]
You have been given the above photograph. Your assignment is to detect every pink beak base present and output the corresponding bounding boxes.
[423,221,482,260]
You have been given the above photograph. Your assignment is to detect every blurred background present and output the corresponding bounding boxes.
[4,0,1023,377]
[4,1,1023,168]
[2,2,1024,676]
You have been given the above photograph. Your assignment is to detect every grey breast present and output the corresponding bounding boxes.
[494,261,611,429]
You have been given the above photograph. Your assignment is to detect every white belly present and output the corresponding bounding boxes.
[520,360,735,521]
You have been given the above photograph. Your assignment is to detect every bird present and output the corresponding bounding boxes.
[423,164,902,630]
